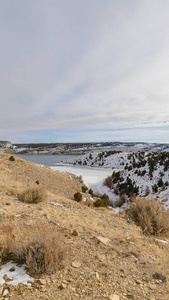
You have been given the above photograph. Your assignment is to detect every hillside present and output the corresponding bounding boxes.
[63,151,169,207]
[0,154,168,299]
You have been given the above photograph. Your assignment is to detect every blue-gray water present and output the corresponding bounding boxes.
[14,154,80,166]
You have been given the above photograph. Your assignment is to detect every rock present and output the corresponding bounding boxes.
[59,283,66,290]
[9,266,15,272]
[72,229,78,236]
[109,295,120,300]
[71,261,81,268]
[38,279,47,285]
[97,253,106,261]
[96,236,111,246]
[149,285,157,290]
[83,267,93,273]
[135,279,143,284]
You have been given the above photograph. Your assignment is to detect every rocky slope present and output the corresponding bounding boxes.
[0,154,168,299]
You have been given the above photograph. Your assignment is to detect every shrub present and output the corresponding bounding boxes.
[9,155,15,161]
[81,185,88,193]
[1,223,70,275]
[88,188,94,197]
[94,194,110,208]
[18,187,46,203]
[104,176,112,189]
[158,178,164,188]
[74,192,82,202]
[152,184,158,193]
[125,197,169,236]
[36,180,40,185]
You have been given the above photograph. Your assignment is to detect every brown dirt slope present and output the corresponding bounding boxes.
[0,153,169,299]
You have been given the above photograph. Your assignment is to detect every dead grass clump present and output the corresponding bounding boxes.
[104,175,112,189]
[1,223,70,275]
[125,197,169,236]
[18,187,46,203]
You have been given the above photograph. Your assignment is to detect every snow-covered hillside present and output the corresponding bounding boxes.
[63,151,169,207]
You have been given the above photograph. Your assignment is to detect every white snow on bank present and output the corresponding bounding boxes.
[52,150,169,208]
[0,262,33,286]
[51,165,113,193]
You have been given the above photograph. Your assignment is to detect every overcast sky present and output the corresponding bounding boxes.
[1,0,169,143]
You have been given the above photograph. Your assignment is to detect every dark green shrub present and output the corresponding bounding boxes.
[81,185,88,193]
[94,194,110,208]
[36,180,40,185]
[158,178,164,187]
[9,155,15,161]
[89,188,94,197]
[74,192,82,202]
[152,184,158,193]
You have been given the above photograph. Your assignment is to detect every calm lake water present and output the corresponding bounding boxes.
[15,154,80,166]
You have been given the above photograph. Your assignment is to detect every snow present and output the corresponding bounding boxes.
[49,202,63,207]
[52,150,169,208]
[51,165,113,194]
[0,262,33,286]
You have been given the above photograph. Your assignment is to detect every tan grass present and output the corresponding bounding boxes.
[125,197,169,236]
[18,186,46,203]
[0,222,71,275]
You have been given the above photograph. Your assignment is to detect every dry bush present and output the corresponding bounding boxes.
[125,197,169,236]
[18,187,46,203]
[104,175,112,189]
[1,222,70,275]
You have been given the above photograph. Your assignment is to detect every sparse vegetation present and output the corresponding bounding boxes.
[18,187,46,203]
[94,194,110,207]
[125,197,169,236]
[104,175,112,188]
[81,185,88,193]
[74,192,82,202]
[9,155,15,161]
[88,188,94,197]
[0,223,70,275]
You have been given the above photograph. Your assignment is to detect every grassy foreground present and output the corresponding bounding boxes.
[0,153,169,299]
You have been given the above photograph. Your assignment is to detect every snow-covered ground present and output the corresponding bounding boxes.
[51,165,113,195]
[54,151,169,207]
[0,261,33,293]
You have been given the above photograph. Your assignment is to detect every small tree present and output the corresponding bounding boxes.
[94,194,110,208]
[9,155,15,161]
[74,192,82,202]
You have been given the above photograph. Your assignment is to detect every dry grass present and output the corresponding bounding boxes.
[0,222,71,275]
[125,197,169,236]
[104,175,112,189]
[18,187,46,203]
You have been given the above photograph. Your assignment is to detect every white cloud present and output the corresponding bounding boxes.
[1,0,169,142]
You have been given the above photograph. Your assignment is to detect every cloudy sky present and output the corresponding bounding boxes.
[1,0,169,143]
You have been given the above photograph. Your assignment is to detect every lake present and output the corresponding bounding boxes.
[15,154,80,166]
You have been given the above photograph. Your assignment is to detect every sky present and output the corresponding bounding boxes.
[1,0,169,144]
